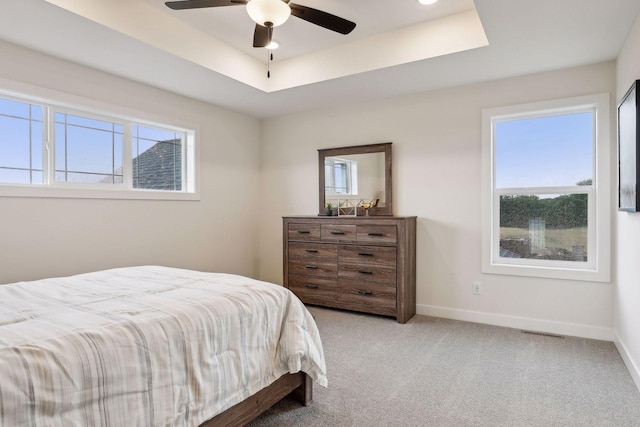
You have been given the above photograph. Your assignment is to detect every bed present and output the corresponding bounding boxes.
[0,266,327,426]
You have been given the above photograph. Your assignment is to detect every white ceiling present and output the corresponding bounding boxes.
[142,0,477,62]
[1,0,639,118]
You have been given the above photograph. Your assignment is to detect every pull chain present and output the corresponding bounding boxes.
[267,50,273,78]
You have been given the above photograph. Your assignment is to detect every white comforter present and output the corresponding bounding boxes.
[0,266,327,426]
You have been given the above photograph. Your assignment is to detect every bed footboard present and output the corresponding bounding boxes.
[200,372,312,427]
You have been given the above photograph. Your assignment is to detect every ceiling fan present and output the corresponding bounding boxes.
[165,0,357,49]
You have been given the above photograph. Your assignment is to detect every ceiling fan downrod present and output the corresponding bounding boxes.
[164,0,357,73]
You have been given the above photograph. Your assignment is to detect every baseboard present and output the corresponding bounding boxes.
[614,334,640,393]
[416,304,614,341]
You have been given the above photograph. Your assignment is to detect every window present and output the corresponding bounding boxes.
[481,94,610,282]
[54,112,124,185]
[132,125,183,191]
[0,98,44,184]
[0,90,196,199]
[325,157,358,195]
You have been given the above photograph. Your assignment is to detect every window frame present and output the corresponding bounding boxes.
[0,83,199,201]
[481,93,611,282]
[51,106,128,188]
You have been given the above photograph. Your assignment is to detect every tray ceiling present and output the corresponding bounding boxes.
[0,0,639,118]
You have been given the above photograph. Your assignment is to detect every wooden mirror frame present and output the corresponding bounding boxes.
[318,142,392,216]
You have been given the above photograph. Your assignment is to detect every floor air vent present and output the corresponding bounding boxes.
[521,330,564,338]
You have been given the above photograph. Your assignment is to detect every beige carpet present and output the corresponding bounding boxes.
[249,306,640,427]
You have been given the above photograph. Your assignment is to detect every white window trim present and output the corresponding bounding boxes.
[0,79,200,201]
[481,93,611,282]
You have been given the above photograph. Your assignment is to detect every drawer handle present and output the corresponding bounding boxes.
[358,252,374,257]
[357,290,373,295]
[305,265,319,270]
[368,232,384,237]
[305,249,319,253]
[297,230,311,234]
[305,284,319,289]
[330,231,345,235]
[358,270,374,275]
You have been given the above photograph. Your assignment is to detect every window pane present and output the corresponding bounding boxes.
[31,122,43,172]
[499,194,588,262]
[0,98,30,119]
[495,112,593,188]
[0,116,30,169]
[30,105,43,122]
[0,99,44,184]
[0,168,32,184]
[55,171,123,184]
[65,126,116,174]
[54,113,123,185]
[57,114,120,133]
[132,125,183,191]
[325,159,353,194]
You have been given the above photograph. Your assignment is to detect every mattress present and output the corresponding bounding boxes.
[0,266,327,426]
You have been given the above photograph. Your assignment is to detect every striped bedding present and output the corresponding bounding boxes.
[0,266,327,426]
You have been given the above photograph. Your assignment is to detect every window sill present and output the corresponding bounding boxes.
[0,185,200,201]
[482,260,610,283]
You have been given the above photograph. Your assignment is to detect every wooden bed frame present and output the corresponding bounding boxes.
[200,373,312,427]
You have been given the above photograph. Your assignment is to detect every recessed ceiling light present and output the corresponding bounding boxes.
[418,0,438,5]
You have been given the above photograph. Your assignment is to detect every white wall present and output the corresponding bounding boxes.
[615,13,640,390]
[259,61,616,340]
[0,41,262,284]
[0,40,625,348]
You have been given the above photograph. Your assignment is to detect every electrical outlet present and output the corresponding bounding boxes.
[473,282,482,295]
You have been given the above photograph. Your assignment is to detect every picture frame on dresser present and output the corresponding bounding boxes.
[618,79,640,212]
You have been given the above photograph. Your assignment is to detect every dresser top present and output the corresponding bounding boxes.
[283,215,416,220]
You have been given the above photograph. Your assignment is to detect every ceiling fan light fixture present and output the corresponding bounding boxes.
[418,0,438,5]
[246,0,291,27]
[265,40,279,49]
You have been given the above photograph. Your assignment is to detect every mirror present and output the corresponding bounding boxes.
[318,142,392,216]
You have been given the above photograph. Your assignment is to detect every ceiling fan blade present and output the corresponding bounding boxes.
[253,24,273,48]
[165,0,247,10]
[289,3,356,35]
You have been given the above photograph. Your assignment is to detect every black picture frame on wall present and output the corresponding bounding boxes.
[618,79,640,212]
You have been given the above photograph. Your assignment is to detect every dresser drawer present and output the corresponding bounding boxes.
[289,242,337,260]
[289,274,337,305]
[289,259,337,277]
[338,279,396,312]
[338,245,396,266]
[338,262,396,283]
[288,223,321,241]
[321,224,357,243]
[357,225,397,245]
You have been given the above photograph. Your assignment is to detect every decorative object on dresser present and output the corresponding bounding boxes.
[338,198,357,216]
[319,142,392,216]
[283,216,416,323]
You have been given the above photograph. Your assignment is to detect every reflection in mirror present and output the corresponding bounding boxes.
[324,153,386,205]
[318,143,392,216]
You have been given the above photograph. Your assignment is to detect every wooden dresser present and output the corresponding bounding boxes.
[283,216,416,323]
